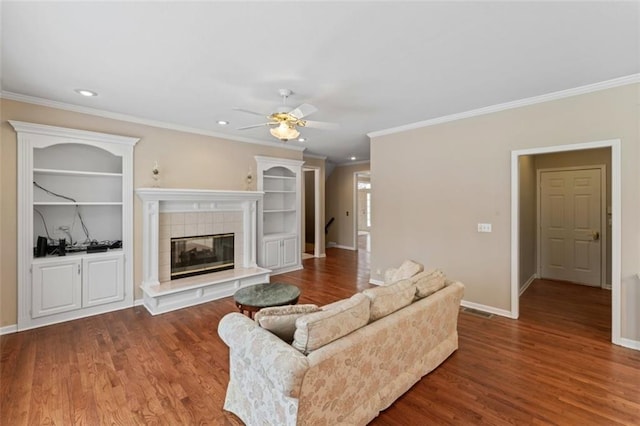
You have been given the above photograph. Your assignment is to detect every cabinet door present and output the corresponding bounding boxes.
[282,237,298,267]
[263,239,282,269]
[82,254,125,307]
[32,259,82,318]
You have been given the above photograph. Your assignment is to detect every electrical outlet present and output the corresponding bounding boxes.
[477,223,492,233]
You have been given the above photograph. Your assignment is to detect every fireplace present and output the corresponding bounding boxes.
[171,233,234,280]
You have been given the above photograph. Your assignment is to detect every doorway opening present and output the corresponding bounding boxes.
[354,172,371,252]
[302,166,321,259]
[511,140,621,346]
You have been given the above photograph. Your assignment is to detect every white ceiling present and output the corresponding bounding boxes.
[2,1,639,164]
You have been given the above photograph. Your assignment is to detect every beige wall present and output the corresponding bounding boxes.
[0,98,302,327]
[371,83,640,341]
[518,155,537,288]
[325,162,370,248]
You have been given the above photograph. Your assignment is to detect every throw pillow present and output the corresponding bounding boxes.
[292,293,370,354]
[411,269,446,298]
[362,279,416,321]
[254,304,320,342]
[385,259,424,284]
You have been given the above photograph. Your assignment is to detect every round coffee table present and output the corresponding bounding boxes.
[233,282,301,318]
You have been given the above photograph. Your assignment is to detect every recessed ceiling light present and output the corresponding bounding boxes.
[74,89,97,97]
[217,120,229,126]
[350,156,357,161]
[297,137,306,142]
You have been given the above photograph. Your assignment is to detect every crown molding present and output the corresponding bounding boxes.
[303,153,327,160]
[367,73,640,138]
[9,120,139,146]
[0,91,305,152]
[335,160,370,167]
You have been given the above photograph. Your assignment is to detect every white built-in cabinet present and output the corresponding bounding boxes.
[11,121,138,331]
[255,156,304,274]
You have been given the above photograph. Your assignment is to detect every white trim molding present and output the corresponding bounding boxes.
[0,325,18,335]
[461,300,514,319]
[368,74,640,138]
[618,338,640,351]
[336,160,370,167]
[369,278,385,286]
[333,245,357,251]
[1,91,305,152]
[519,274,537,296]
[303,153,327,160]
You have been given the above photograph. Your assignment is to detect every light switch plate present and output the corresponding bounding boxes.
[477,223,492,233]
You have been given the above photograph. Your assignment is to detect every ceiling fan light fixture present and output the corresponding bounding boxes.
[270,122,300,141]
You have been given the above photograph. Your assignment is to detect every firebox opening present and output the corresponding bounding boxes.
[171,233,234,280]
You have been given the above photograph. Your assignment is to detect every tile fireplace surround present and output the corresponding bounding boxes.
[135,188,270,315]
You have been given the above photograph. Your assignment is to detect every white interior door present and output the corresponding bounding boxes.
[540,169,602,286]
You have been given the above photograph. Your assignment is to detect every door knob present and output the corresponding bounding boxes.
[592,231,600,241]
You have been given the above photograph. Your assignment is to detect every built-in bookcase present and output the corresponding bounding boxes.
[256,156,304,274]
[11,121,138,331]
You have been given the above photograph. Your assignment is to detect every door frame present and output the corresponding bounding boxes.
[536,165,607,287]
[353,171,371,251]
[511,139,621,346]
[302,166,322,258]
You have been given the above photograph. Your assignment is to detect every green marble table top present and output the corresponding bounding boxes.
[233,282,300,308]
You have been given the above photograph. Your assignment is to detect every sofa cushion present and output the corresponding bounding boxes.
[320,298,348,311]
[362,279,416,321]
[411,269,446,298]
[254,304,320,342]
[384,260,424,284]
[292,293,370,354]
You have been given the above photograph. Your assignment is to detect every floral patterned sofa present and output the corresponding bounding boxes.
[218,262,464,425]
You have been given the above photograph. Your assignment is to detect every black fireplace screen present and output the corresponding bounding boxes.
[170,233,234,279]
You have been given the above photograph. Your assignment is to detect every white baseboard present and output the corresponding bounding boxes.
[519,274,538,296]
[333,245,356,251]
[369,278,384,286]
[0,324,18,335]
[134,298,145,307]
[616,337,640,351]
[461,300,515,319]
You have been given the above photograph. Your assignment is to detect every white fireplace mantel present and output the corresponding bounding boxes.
[135,188,269,314]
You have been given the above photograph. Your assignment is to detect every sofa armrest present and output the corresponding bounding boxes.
[218,312,310,397]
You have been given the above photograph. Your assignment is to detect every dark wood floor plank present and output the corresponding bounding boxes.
[1,245,639,425]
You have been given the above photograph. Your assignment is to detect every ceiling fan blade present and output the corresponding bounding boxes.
[236,122,274,130]
[302,120,339,130]
[288,103,318,119]
[232,107,270,117]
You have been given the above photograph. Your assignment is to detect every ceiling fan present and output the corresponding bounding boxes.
[234,89,338,141]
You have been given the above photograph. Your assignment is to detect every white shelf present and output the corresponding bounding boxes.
[33,202,123,206]
[34,168,122,178]
[263,232,297,240]
[264,175,296,180]
[32,248,124,263]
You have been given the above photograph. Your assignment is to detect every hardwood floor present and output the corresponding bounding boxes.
[2,249,639,425]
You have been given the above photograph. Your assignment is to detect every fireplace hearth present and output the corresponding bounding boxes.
[171,233,234,279]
